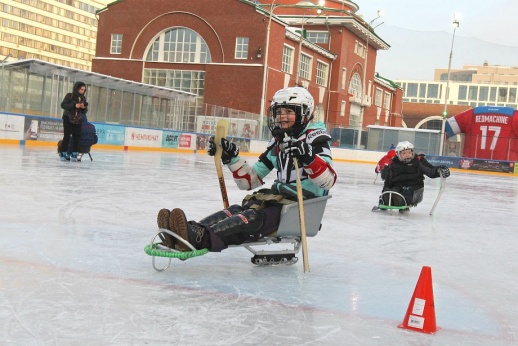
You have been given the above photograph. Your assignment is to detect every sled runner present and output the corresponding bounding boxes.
[145,195,331,271]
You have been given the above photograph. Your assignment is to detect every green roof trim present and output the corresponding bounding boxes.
[375,73,401,89]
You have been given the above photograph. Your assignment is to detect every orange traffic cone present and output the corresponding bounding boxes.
[398,266,439,333]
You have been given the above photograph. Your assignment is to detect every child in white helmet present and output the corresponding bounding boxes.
[378,141,450,211]
[158,87,337,252]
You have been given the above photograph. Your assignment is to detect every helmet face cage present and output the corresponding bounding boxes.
[267,87,314,139]
[267,103,310,138]
[395,141,415,163]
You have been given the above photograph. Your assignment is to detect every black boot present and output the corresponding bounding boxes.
[198,204,243,226]
[156,208,176,248]
[169,208,210,251]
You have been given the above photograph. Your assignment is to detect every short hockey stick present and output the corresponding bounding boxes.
[214,119,230,209]
[429,173,446,216]
[373,172,379,184]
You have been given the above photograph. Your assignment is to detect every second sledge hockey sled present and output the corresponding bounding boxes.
[145,195,331,271]
[372,190,413,213]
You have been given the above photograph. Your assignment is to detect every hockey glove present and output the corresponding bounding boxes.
[208,137,239,164]
[283,137,315,165]
[437,165,450,178]
[208,136,217,156]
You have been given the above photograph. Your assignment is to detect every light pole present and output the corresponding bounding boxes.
[356,10,383,149]
[438,16,460,156]
[295,0,325,86]
[295,14,306,86]
[258,0,323,139]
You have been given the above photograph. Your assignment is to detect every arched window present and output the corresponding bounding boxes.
[348,72,362,95]
[146,27,211,63]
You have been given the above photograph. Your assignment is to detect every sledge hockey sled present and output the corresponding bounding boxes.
[145,195,332,271]
[372,190,412,212]
[374,187,425,213]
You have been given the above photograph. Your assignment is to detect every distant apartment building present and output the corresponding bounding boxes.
[435,62,518,86]
[400,63,518,108]
[0,0,112,70]
[395,63,518,129]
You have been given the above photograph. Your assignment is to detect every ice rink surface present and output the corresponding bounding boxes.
[1,145,517,345]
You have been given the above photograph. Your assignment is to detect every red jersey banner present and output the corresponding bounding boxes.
[446,106,518,161]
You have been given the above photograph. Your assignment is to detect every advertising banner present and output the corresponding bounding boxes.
[196,116,258,138]
[194,134,250,152]
[196,134,212,150]
[424,155,459,168]
[125,127,162,147]
[94,123,126,146]
[0,113,25,140]
[425,155,514,173]
[179,133,193,149]
[23,116,63,142]
[461,159,514,173]
[162,130,181,148]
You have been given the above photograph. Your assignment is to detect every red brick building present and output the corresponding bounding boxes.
[92,0,403,137]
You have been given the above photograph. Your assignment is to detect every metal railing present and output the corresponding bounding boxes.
[1,60,515,161]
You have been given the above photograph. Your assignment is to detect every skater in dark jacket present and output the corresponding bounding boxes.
[60,81,88,161]
[157,87,337,252]
[380,141,450,209]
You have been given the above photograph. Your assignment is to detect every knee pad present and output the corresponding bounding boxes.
[227,204,244,215]
[199,204,244,226]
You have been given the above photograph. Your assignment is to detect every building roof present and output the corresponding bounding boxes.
[5,59,196,101]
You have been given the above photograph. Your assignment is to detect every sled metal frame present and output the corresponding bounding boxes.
[147,195,331,271]
[377,191,411,210]
[239,195,331,256]
[77,151,93,161]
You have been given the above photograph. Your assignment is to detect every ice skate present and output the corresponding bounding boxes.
[77,153,84,161]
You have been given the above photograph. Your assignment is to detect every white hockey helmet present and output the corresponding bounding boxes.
[395,141,415,162]
[268,86,314,138]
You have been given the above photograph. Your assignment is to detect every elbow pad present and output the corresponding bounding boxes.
[227,157,264,190]
[304,155,337,190]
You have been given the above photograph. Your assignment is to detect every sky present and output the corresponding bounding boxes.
[353,0,518,80]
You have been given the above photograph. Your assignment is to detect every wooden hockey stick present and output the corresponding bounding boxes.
[429,173,446,216]
[214,119,230,209]
[286,133,310,272]
[293,158,310,272]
